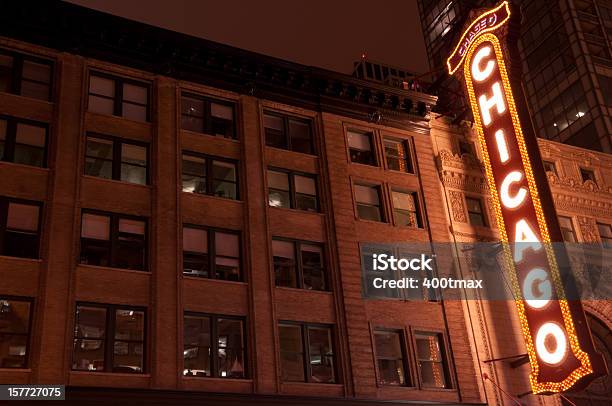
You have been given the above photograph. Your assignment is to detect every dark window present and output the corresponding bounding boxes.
[580,168,596,183]
[392,190,422,228]
[181,94,236,139]
[272,239,325,291]
[0,198,41,259]
[267,169,318,212]
[355,184,383,222]
[374,329,409,386]
[384,138,413,173]
[466,197,486,227]
[264,112,314,154]
[0,116,47,168]
[182,225,241,281]
[278,322,335,383]
[559,216,576,243]
[0,50,52,101]
[348,130,376,166]
[543,160,557,176]
[0,297,32,368]
[72,304,145,373]
[597,223,612,248]
[88,73,149,122]
[85,135,148,185]
[459,140,474,156]
[183,313,246,378]
[415,332,451,389]
[80,211,147,271]
[181,152,238,200]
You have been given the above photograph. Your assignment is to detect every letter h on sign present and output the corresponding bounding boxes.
[447,1,606,395]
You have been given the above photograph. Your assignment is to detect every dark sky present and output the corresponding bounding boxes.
[66,0,429,75]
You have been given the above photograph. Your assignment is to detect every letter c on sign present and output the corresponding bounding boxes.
[535,323,567,365]
[500,171,528,209]
[471,46,496,82]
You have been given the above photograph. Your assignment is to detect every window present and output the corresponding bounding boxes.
[278,323,335,383]
[355,184,383,222]
[0,198,41,259]
[347,130,376,165]
[0,50,52,101]
[272,239,326,290]
[597,223,612,248]
[264,112,314,154]
[183,313,246,378]
[182,225,241,281]
[465,197,486,227]
[85,135,148,185]
[72,304,145,373]
[580,168,596,183]
[543,160,557,176]
[181,94,236,139]
[0,116,47,167]
[88,73,149,122]
[0,297,32,368]
[374,329,409,386]
[267,169,318,212]
[559,216,576,243]
[384,137,413,173]
[458,140,474,157]
[392,190,422,228]
[80,211,147,271]
[181,152,238,200]
[415,332,451,389]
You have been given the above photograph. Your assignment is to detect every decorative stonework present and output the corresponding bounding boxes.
[486,197,498,229]
[553,193,612,220]
[577,216,599,243]
[441,171,490,193]
[438,149,483,172]
[449,190,467,223]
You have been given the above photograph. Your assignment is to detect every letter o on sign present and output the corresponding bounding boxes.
[535,323,567,365]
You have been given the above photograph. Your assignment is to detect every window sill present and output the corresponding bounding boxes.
[349,161,380,168]
[0,91,54,105]
[417,386,457,393]
[70,370,150,377]
[0,255,42,263]
[0,160,49,172]
[182,275,247,286]
[376,384,417,390]
[182,376,252,383]
[0,368,32,372]
[264,145,318,158]
[77,263,150,275]
[275,286,332,295]
[181,191,242,204]
[86,111,151,126]
[356,217,390,226]
[181,128,239,142]
[82,175,151,189]
[268,206,323,216]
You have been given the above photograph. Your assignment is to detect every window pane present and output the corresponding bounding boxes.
[121,164,146,185]
[184,315,210,346]
[384,139,411,172]
[182,96,205,117]
[217,318,245,378]
[183,227,207,253]
[15,123,45,146]
[273,240,296,287]
[21,81,50,100]
[122,83,147,104]
[88,95,114,115]
[81,214,110,240]
[279,324,304,382]
[89,76,115,97]
[375,331,406,386]
[0,119,6,160]
[301,244,322,268]
[0,54,14,93]
[392,191,415,211]
[0,334,27,368]
[75,306,107,339]
[121,144,146,166]
[268,170,289,190]
[295,175,316,195]
[289,120,312,154]
[211,102,233,120]
[308,326,335,383]
[264,114,286,148]
[264,114,283,131]
[355,184,379,205]
[215,232,239,258]
[86,137,113,160]
[348,131,371,150]
[73,338,105,371]
[183,315,211,377]
[268,171,290,208]
[113,341,143,373]
[7,203,39,231]
[119,219,145,235]
[115,309,144,340]
[375,331,403,359]
[122,102,147,122]
[0,300,31,334]
[466,198,482,213]
[22,60,51,83]
[420,361,447,388]
[212,161,236,182]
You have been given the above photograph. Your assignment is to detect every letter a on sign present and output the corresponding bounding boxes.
[447,1,606,395]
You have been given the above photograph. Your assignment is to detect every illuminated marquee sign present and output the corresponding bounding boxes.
[447,1,606,394]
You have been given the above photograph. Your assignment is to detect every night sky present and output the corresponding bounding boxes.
[66,0,429,76]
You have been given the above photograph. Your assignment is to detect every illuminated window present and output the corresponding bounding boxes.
[278,322,335,383]
[182,225,241,281]
[580,168,596,183]
[0,50,52,101]
[597,223,612,248]
[0,198,41,259]
[183,313,246,378]
[88,73,149,122]
[80,211,147,271]
[354,184,384,222]
[392,190,422,228]
[263,112,313,154]
[414,332,451,389]
[466,197,487,227]
[542,160,557,176]
[72,304,145,373]
[272,239,325,291]
[85,135,148,185]
[374,329,410,386]
[180,94,236,139]
[0,117,47,168]
[348,130,376,166]
[267,169,318,212]
[0,297,32,368]
[558,216,576,243]
[181,152,238,200]
[384,137,413,173]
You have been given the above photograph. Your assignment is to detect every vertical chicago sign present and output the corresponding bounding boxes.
[447,1,606,394]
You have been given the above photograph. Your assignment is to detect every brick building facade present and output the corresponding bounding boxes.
[0,1,609,405]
